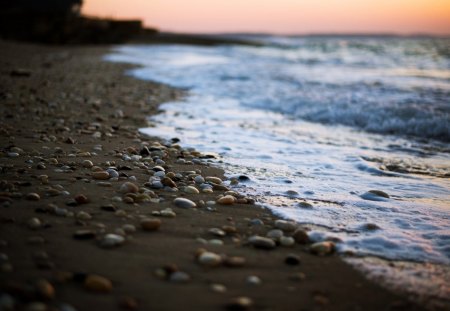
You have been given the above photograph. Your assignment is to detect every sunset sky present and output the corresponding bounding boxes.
[82,0,450,35]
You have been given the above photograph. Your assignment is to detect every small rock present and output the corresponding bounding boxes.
[205,176,222,184]
[74,194,89,204]
[26,193,40,201]
[361,190,390,201]
[73,230,96,240]
[173,197,196,208]
[76,211,92,220]
[224,256,246,267]
[84,275,113,293]
[210,283,227,293]
[310,241,335,256]
[208,228,226,237]
[92,171,110,180]
[198,252,222,267]
[160,208,176,218]
[27,218,41,230]
[82,160,93,168]
[284,254,301,265]
[161,177,177,188]
[184,186,199,194]
[35,279,55,300]
[274,220,297,232]
[194,175,205,184]
[292,229,310,244]
[280,236,295,247]
[226,297,253,311]
[216,195,235,205]
[246,275,261,285]
[266,229,283,240]
[169,271,190,283]
[248,236,276,250]
[140,218,161,231]
[119,296,139,310]
[119,182,139,194]
[99,234,125,248]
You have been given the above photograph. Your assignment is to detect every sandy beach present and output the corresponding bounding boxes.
[0,40,425,311]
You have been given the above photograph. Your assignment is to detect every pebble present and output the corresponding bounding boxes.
[140,218,161,231]
[119,296,139,310]
[122,224,136,233]
[224,256,246,267]
[99,234,125,248]
[74,194,89,204]
[160,208,176,218]
[169,271,190,283]
[210,283,227,293]
[27,218,41,230]
[76,211,92,220]
[248,236,276,250]
[119,182,139,194]
[173,197,196,208]
[84,275,113,293]
[246,275,261,285]
[73,230,96,240]
[198,251,222,267]
[35,279,55,300]
[216,195,235,205]
[285,254,301,265]
[92,171,110,180]
[161,177,177,188]
[194,175,205,184]
[361,190,390,201]
[82,160,93,168]
[280,236,295,247]
[205,176,222,184]
[249,218,264,226]
[266,229,283,240]
[274,220,297,232]
[226,297,254,311]
[7,152,19,158]
[208,228,226,237]
[292,229,310,244]
[310,241,336,256]
[26,193,40,201]
[184,186,199,194]
[106,168,119,178]
[298,202,313,208]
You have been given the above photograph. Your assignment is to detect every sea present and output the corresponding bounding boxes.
[106,35,450,303]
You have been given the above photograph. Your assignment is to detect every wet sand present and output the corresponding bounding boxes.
[0,40,424,311]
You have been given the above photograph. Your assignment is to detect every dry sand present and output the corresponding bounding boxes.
[0,41,424,311]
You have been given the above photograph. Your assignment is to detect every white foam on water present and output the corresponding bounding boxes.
[105,39,450,302]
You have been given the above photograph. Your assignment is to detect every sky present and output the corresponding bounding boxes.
[82,0,450,35]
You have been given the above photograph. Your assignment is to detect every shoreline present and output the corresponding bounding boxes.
[0,40,424,310]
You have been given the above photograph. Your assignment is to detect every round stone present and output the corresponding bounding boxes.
[280,236,295,247]
[205,176,222,184]
[173,198,196,208]
[292,229,310,244]
[266,229,283,240]
[226,297,253,310]
[184,186,199,194]
[198,252,222,267]
[161,177,177,188]
[274,220,297,232]
[216,195,235,205]
[106,168,119,178]
[27,218,41,230]
[74,194,89,204]
[224,256,246,267]
[194,175,205,184]
[246,275,261,285]
[169,271,190,283]
[26,193,40,201]
[82,160,93,168]
[92,171,110,180]
[208,228,226,237]
[35,279,55,299]
[84,275,113,293]
[248,236,276,250]
[310,241,336,256]
[285,254,301,265]
[140,218,161,231]
[99,234,125,248]
[119,182,139,194]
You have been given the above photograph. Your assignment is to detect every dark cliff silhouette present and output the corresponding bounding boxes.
[0,0,259,45]
[0,0,152,44]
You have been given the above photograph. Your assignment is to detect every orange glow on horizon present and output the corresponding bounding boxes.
[82,0,450,35]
